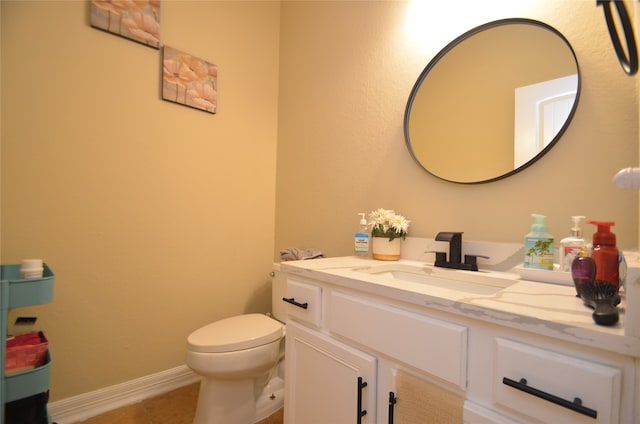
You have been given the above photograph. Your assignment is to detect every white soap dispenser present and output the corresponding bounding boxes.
[355,213,370,257]
[559,215,586,272]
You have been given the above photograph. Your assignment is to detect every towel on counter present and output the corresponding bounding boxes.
[280,247,324,261]
[395,370,464,424]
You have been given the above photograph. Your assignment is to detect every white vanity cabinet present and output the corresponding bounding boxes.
[281,258,639,424]
[283,275,468,424]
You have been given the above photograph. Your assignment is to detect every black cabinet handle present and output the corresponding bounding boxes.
[502,377,597,419]
[357,377,368,423]
[281,297,308,310]
[388,391,397,424]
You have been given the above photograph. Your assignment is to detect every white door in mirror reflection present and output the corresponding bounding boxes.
[514,74,578,168]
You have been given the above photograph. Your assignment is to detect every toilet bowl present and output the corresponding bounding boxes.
[186,266,287,424]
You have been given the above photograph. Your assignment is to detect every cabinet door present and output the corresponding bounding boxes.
[285,321,377,424]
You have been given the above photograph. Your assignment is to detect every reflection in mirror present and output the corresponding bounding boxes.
[404,19,580,184]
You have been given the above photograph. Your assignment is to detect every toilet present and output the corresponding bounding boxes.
[186,265,288,424]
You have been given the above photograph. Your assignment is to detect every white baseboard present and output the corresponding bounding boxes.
[48,365,200,424]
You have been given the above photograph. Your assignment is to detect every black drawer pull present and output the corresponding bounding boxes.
[388,391,397,424]
[357,377,368,423]
[282,297,308,309]
[502,377,597,419]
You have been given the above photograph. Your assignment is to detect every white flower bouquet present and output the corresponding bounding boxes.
[368,208,410,241]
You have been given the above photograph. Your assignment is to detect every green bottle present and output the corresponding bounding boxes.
[524,214,554,270]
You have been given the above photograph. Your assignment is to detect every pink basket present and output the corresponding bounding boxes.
[5,331,48,373]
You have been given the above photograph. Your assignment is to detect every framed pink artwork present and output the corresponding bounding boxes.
[90,0,160,49]
[162,46,218,114]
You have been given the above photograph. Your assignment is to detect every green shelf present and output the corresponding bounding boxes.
[0,264,55,309]
[5,351,51,403]
[1,263,55,424]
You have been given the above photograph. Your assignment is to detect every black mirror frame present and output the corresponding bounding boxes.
[597,0,638,76]
[404,18,581,185]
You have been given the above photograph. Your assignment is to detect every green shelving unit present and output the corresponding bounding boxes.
[1,264,54,424]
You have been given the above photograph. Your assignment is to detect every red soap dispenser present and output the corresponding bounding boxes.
[588,221,620,293]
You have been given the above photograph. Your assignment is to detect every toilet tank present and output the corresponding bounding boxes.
[271,263,287,323]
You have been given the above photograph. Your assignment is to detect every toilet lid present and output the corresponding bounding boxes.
[187,314,283,353]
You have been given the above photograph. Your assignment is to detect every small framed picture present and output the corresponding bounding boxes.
[162,46,218,114]
[90,0,160,49]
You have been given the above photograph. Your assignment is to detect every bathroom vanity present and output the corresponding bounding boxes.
[280,255,639,424]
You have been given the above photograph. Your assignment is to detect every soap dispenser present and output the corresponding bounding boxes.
[524,214,554,270]
[588,220,620,293]
[354,213,370,257]
[559,215,586,272]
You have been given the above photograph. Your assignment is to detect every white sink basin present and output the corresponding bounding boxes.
[353,263,519,295]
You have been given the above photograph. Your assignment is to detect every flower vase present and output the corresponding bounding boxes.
[372,236,402,261]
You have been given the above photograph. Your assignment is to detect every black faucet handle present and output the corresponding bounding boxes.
[464,254,490,271]
[425,250,447,265]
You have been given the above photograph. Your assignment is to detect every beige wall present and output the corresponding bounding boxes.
[276,1,638,258]
[1,1,280,400]
[0,0,637,405]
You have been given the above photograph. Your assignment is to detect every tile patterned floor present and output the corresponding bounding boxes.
[74,383,284,424]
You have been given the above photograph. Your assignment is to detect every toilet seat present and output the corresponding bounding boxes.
[187,313,283,353]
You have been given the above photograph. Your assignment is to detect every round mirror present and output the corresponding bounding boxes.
[404,19,580,184]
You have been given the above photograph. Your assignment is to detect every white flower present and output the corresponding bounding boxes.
[390,215,410,234]
[368,208,410,241]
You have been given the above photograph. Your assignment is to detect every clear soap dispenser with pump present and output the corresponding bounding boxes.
[559,215,586,272]
[355,213,370,257]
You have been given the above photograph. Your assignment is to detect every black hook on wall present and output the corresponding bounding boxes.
[597,0,638,75]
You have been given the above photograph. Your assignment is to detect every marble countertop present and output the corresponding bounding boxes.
[280,256,640,358]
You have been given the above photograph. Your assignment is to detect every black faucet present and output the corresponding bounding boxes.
[433,232,487,271]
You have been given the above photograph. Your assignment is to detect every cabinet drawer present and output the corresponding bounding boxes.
[328,290,467,388]
[283,278,322,327]
[494,338,621,423]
